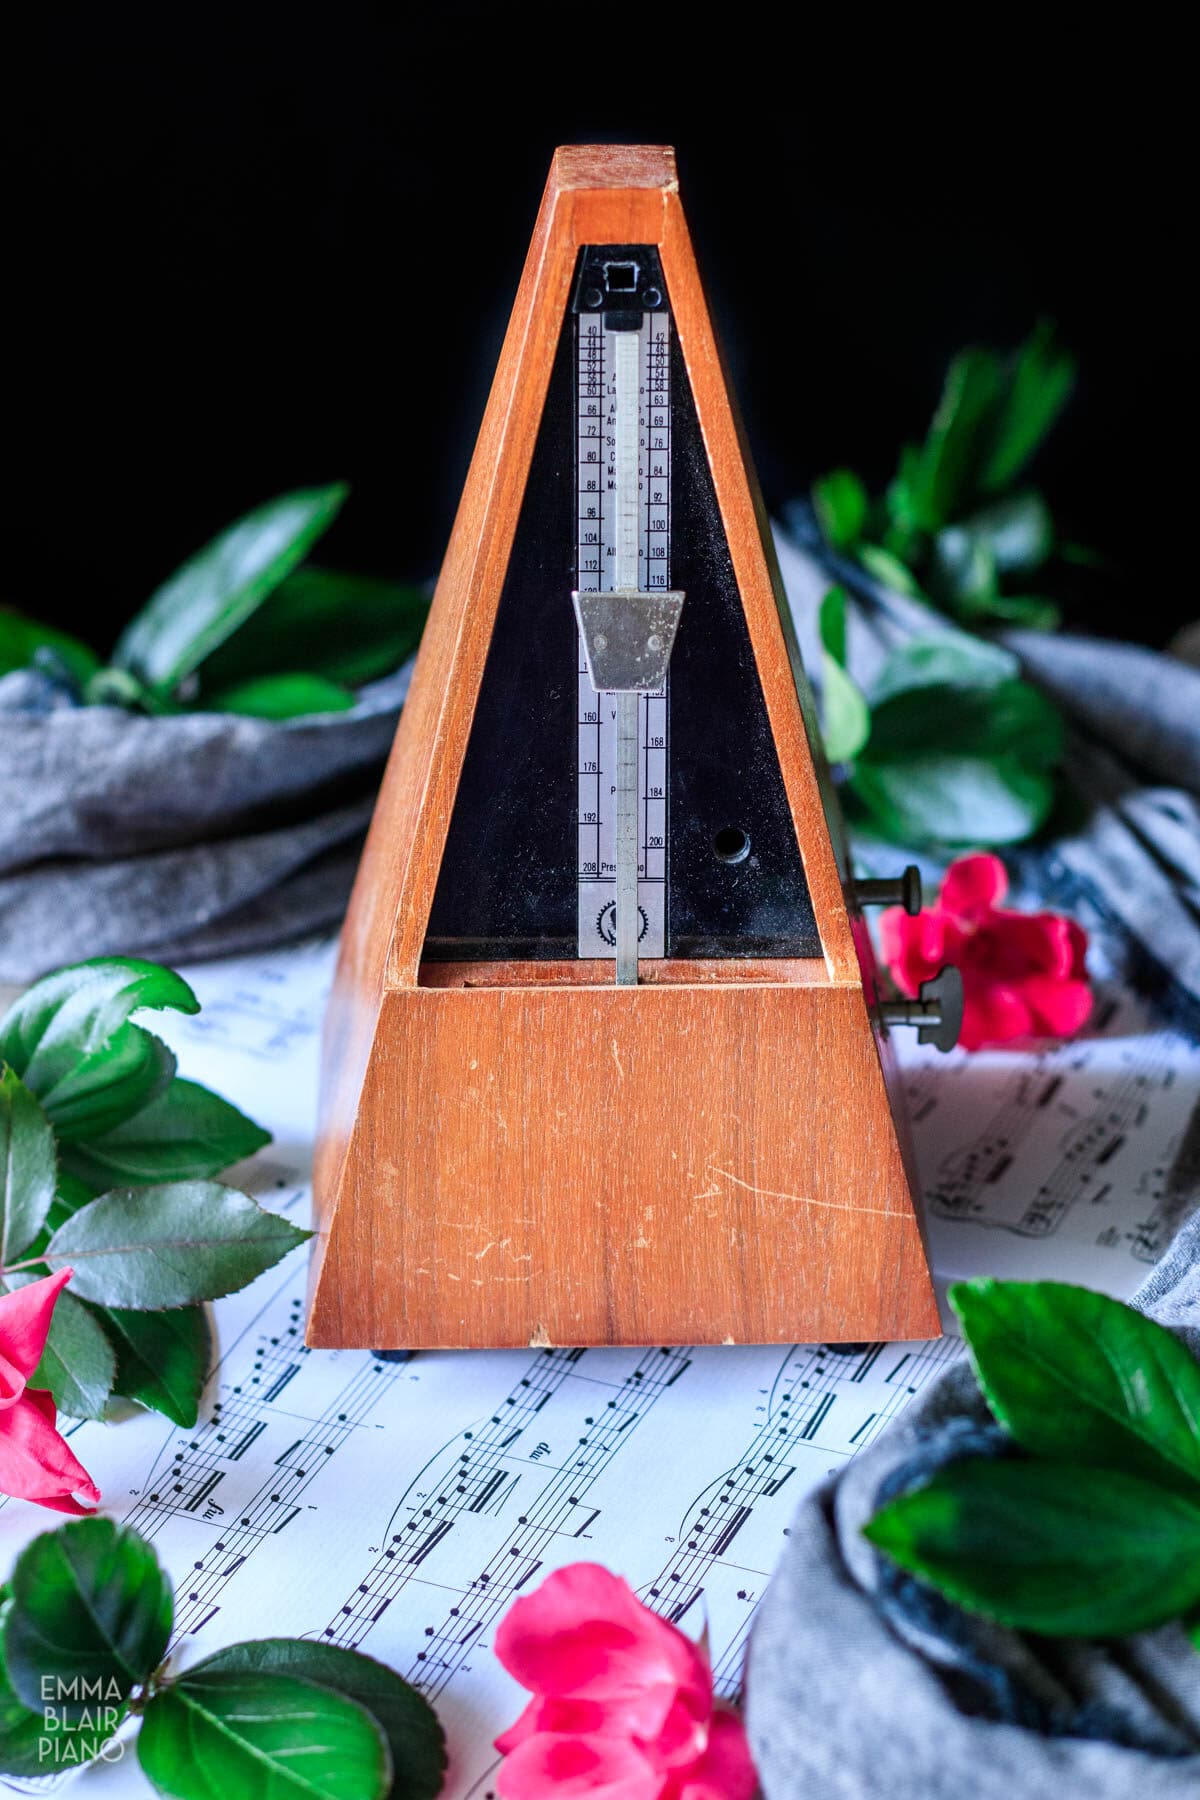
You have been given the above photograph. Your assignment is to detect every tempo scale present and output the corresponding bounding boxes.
[308,146,959,1352]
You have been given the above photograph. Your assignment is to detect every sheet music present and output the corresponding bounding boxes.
[2,933,1197,1797]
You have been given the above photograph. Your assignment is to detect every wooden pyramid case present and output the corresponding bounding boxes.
[308,146,942,1350]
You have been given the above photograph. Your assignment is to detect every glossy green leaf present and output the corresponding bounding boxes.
[952,1279,1200,1497]
[0,959,196,1137]
[103,1303,211,1427]
[206,672,357,719]
[930,534,999,614]
[910,348,1003,528]
[812,469,868,552]
[62,1078,270,1190]
[3,1518,172,1715]
[112,484,348,695]
[44,1029,177,1143]
[138,1669,390,1800]
[979,322,1076,494]
[865,1458,1200,1636]
[868,678,1064,765]
[817,588,871,764]
[869,633,1019,706]
[850,752,1057,849]
[198,565,429,691]
[44,1182,310,1309]
[29,1288,117,1421]
[972,592,1062,631]
[0,609,101,687]
[857,542,927,597]
[197,1641,446,1800]
[0,1602,124,1777]
[0,1068,57,1264]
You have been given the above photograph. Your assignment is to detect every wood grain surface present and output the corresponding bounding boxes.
[309,145,939,1349]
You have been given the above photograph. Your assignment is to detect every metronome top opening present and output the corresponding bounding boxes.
[420,240,823,979]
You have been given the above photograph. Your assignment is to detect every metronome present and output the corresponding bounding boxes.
[308,146,961,1351]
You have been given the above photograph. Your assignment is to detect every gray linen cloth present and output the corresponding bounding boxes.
[746,1214,1200,1797]
[0,662,410,982]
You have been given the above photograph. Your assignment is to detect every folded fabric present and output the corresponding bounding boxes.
[0,662,410,982]
[745,1213,1200,1797]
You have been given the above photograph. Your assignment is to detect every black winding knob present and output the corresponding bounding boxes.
[879,965,964,1054]
[855,866,922,916]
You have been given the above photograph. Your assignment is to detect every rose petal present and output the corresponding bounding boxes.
[675,1711,757,1800]
[0,1268,75,1406]
[938,853,1008,924]
[959,980,1032,1050]
[496,1689,682,1757]
[497,1732,666,1800]
[879,908,947,998]
[1019,977,1094,1039]
[0,1388,100,1515]
[494,1565,707,1706]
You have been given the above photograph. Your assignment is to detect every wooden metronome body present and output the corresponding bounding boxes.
[307,145,944,1350]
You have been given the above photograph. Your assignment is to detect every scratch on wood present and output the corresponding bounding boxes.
[611,1037,625,1081]
[701,1165,897,1218]
[529,1323,552,1348]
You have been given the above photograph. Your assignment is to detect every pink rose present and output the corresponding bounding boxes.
[0,1267,101,1514]
[880,852,1093,1052]
[494,1563,756,1800]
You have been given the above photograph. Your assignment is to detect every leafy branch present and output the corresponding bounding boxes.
[1,958,306,1427]
[813,322,1080,629]
[0,1517,446,1796]
[865,1278,1200,1641]
[1,486,429,720]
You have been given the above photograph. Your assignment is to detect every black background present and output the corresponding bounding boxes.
[8,10,1191,650]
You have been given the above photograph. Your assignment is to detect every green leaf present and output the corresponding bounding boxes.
[979,322,1076,494]
[857,542,927,597]
[205,672,357,719]
[0,1067,57,1265]
[0,959,197,1138]
[0,1602,124,1778]
[196,1641,446,1800]
[869,633,1019,707]
[112,484,349,696]
[971,592,1062,631]
[948,491,1054,576]
[0,609,101,688]
[62,1078,270,1190]
[865,1458,1200,1636]
[104,1304,211,1427]
[812,469,868,552]
[1188,1614,1200,1652]
[44,1182,310,1309]
[138,1669,391,1800]
[867,678,1064,765]
[910,348,1003,527]
[3,1518,172,1716]
[817,588,871,764]
[951,1279,1200,1498]
[850,752,1057,849]
[29,1288,117,1421]
[929,534,999,616]
[198,566,429,691]
[46,1029,177,1143]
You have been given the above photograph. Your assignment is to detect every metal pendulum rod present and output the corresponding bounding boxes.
[614,692,639,983]
[613,331,642,986]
